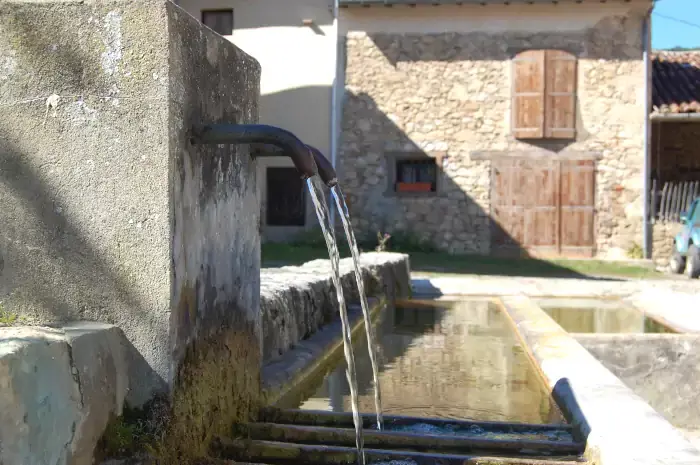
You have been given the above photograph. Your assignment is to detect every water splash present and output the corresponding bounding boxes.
[331,184,384,431]
[307,176,365,465]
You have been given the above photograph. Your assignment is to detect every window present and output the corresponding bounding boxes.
[266,167,306,226]
[512,49,577,140]
[395,159,437,193]
[201,9,233,36]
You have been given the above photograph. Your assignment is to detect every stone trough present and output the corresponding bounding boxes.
[411,276,700,465]
[0,253,410,465]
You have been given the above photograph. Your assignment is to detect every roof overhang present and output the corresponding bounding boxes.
[339,0,639,7]
[650,112,700,121]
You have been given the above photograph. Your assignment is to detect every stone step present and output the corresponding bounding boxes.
[211,438,587,465]
[259,407,576,436]
[239,422,584,457]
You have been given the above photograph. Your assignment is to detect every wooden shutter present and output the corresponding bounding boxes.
[544,50,577,139]
[512,50,545,139]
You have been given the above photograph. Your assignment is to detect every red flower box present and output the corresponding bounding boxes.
[397,182,433,193]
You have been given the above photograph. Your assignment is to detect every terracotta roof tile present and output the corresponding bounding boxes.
[652,51,700,114]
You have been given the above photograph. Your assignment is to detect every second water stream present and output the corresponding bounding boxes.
[307,176,381,465]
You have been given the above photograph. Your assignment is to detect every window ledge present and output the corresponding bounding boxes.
[470,150,602,161]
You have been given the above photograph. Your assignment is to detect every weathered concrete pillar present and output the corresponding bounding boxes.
[0,0,261,460]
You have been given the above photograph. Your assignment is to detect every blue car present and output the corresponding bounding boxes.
[670,197,700,278]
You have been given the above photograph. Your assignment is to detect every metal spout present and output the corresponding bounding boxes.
[307,145,338,188]
[190,123,318,179]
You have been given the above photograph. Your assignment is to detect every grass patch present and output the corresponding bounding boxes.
[0,304,21,326]
[261,243,660,280]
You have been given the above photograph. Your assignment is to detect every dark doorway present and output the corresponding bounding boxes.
[266,167,306,226]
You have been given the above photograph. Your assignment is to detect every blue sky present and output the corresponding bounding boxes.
[652,0,700,49]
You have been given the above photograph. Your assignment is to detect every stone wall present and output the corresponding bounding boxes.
[652,222,682,265]
[339,12,645,257]
[260,252,410,361]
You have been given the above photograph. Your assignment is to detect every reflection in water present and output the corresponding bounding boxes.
[535,298,675,334]
[298,299,565,424]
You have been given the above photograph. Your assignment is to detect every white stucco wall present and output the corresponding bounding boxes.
[178,0,337,236]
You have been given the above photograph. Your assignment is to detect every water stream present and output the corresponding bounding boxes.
[307,176,365,465]
[331,184,384,431]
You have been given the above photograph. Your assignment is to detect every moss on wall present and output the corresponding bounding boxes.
[96,322,261,464]
[161,322,261,462]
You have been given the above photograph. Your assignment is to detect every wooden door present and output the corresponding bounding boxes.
[559,160,595,257]
[491,158,595,258]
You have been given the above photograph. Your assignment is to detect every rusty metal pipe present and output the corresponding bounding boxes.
[190,123,318,180]
[245,142,338,187]
[307,145,338,187]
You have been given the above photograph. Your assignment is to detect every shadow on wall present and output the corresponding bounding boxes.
[259,85,332,152]
[338,15,642,259]
[0,130,166,396]
[339,89,577,259]
[651,121,700,183]
[0,9,169,396]
[369,15,641,65]
[364,32,602,155]
[257,85,333,234]
[338,90,619,280]
[0,12,149,326]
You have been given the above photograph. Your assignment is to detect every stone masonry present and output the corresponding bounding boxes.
[339,12,646,257]
[652,222,682,265]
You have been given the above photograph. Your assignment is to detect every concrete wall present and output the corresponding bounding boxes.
[502,295,700,465]
[0,0,171,400]
[338,2,649,257]
[576,334,700,430]
[0,324,132,465]
[177,0,337,239]
[0,0,261,458]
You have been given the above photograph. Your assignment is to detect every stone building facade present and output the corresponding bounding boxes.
[337,2,649,258]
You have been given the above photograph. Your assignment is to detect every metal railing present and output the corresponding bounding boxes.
[650,178,700,223]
